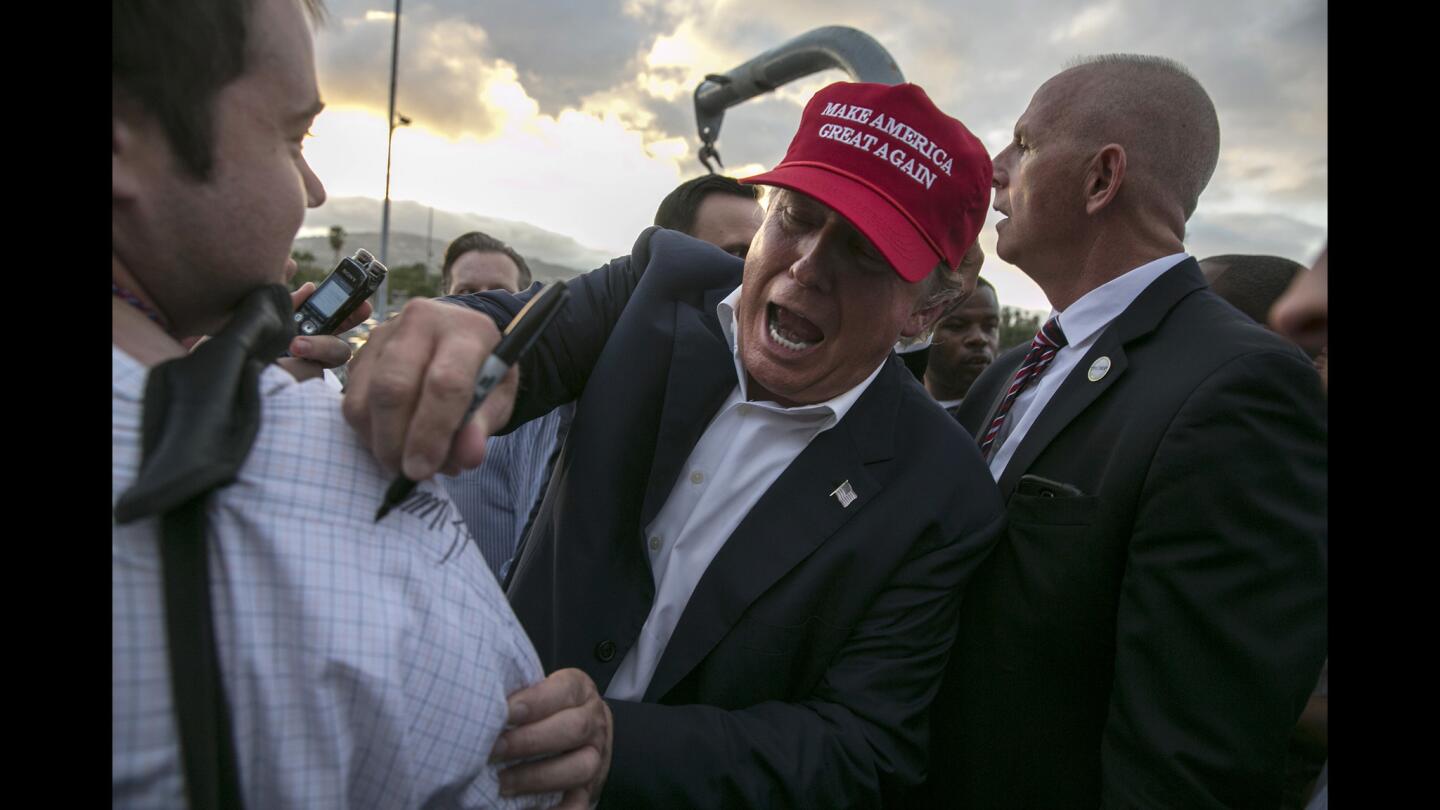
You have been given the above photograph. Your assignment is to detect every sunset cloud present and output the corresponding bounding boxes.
[304,0,1327,311]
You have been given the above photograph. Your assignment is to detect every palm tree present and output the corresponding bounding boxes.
[328,225,346,266]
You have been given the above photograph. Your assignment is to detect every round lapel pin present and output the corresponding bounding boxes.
[1087,356,1112,382]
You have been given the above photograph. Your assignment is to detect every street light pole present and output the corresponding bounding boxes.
[376,0,403,320]
[425,205,434,275]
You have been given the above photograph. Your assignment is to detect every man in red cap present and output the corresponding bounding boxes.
[343,81,1004,806]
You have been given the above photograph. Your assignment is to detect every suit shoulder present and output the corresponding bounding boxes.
[1163,288,1312,367]
[1134,285,1319,383]
[894,364,968,435]
[633,228,745,298]
[1137,291,1324,427]
[891,365,995,484]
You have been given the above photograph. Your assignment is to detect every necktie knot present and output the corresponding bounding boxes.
[1034,316,1067,351]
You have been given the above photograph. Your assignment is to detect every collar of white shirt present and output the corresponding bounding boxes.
[716,285,886,426]
[1051,252,1191,349]
[983,252,1191,480]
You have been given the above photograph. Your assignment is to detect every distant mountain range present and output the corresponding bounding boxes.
[293,230,585,284]
[294,196,621,281]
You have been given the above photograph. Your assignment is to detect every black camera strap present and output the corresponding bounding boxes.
[159,494,246,810]
[116,285,295,810]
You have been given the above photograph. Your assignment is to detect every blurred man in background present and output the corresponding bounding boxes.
[439,231,571,579]
[1199,253,1304,326]
[924,276,1000,414]
[654,174,764,258]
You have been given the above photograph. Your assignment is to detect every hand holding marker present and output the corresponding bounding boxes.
[375,280,571,521]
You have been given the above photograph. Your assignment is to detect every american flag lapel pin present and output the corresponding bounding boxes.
[831,480,858,508]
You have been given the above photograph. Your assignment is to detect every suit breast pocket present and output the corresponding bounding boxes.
[998,491,1119,658]
[1007,491,1099,526]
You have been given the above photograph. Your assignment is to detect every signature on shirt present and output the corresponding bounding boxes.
[392,488,473,565]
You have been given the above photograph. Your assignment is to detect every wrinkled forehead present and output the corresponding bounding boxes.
[696,190,762,223]
[455,249,521,277]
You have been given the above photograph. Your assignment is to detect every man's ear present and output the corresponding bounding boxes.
[1084,144,1126,215]
[114,100,155,203]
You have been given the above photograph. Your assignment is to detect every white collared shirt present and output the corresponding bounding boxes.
[604,286,886,701]
[987,253,1189,479]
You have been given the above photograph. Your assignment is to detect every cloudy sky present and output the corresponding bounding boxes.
[301,0,1327,312]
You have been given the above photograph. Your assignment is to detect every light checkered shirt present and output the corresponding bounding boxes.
[112,345,553,809]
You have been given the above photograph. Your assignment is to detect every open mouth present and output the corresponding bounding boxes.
[767,302,824,352]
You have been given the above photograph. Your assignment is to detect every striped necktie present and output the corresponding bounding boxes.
[978,316,1068,461]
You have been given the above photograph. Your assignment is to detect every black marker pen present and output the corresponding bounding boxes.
[375,280,571,522]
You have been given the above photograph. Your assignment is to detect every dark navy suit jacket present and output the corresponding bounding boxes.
[907,259,1328,809]
[456,228,1005,808]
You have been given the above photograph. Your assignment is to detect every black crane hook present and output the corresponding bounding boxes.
[698,141,724,174]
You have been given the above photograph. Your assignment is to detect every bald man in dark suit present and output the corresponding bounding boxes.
[909,55,1327,809]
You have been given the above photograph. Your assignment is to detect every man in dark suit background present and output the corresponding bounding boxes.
[911,55,1328,808]
[344,81,1006,807]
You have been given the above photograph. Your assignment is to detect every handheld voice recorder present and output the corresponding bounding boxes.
[294,248,387,336]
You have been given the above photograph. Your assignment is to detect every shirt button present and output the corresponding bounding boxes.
[648,535,661,551]
[690,470,705,485]
[594,640,617,662]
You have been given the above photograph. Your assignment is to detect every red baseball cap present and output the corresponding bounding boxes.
[743,82,992,282]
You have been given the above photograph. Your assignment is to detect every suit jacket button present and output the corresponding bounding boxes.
[594,640,617,662]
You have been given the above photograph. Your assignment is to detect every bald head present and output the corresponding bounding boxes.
[1056,55,1220,223]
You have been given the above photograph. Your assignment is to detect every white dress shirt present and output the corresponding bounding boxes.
[604,286,886,701]
[987,253,1189,479]
[113,346,551,809]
